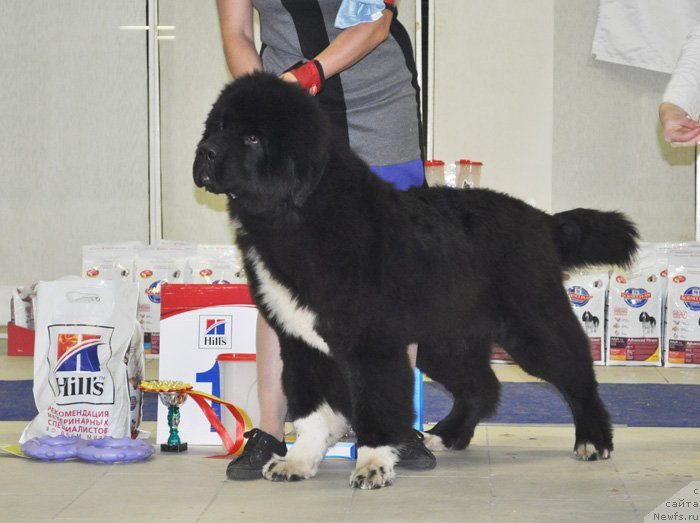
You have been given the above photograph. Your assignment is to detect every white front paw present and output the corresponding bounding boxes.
[262,455,316,482]
[350,445,398,490]
[350,462,395,489]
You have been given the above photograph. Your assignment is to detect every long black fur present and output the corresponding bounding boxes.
[194,73,639,477]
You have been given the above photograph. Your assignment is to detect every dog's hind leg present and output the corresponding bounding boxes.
[263,335,351,482]
[498,300,613,461]
[417,340,500,451]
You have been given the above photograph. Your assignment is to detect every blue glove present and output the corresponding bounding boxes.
[334,0,386,29]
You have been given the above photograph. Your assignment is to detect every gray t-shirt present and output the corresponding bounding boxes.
[252,0,423,167]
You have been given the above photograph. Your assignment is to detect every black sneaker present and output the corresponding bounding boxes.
[395,430,437,470]
[226,428,288,480]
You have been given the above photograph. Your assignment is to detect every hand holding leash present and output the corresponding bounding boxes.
[282,60,326,95]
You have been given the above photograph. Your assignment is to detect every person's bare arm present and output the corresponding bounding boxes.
[217,0,263,78]
[280,6,395,86]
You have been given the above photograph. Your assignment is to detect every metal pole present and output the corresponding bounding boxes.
[696,146,699,241]
[147,0,162,244]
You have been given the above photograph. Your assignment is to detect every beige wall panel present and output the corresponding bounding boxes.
[432,0,554,210]
[552,2,695,242]
[0,1,149,285]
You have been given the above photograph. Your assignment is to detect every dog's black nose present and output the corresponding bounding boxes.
[193,146,214,188]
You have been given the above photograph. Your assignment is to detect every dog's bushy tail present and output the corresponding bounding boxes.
[553,208,639,269]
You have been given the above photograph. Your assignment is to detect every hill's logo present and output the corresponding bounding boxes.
[567,286,591,307]
[199,316,232,349]
[50,327,114,405]
[145,280,164,304]
[621,287,652,308]
[681,286,700,312]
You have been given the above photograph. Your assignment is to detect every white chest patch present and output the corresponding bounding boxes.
[246,247,330,354]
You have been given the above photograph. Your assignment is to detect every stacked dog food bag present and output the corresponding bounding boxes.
[562,242,700,367]
[664,248,700,367]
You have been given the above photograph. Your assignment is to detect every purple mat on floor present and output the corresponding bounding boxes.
[423,381,700,427]
[3,379,699,427]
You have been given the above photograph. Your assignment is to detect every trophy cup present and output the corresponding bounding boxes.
[159,390,188,452]
[139,380,192,453]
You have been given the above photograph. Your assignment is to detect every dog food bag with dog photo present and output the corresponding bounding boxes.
[186,244,247,284]
[135,244,192,357]
[664,250,700,367]
[606,249,664,366]
[19,278,139,444]
[564,270,609,365]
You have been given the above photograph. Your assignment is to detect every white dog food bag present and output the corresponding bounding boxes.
[82,242,142,281]
[186,244,247,284]
[20,278,139,443]
[134,243,193,357]
[126,321,147,437]
[606,247,665,366]
[664,249,700,367]
[564,270,610,365]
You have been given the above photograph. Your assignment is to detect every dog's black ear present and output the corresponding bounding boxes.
[287,108,331,207]
[290,155,327,207]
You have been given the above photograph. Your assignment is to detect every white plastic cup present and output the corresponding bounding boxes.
[217,353,260,436]
[456,159,483,189]
[424,160,446,187]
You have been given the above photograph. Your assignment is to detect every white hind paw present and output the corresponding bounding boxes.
[423,433,449,451]
[575,442,610,461]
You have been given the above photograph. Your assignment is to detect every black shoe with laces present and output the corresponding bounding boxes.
[395,429,437,470]
[226,428,288,480]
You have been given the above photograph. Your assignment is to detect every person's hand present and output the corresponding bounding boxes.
[659,102,700,147]
[280,60,325,95]
[279,72,298,84]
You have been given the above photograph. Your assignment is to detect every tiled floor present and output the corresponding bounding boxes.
[1,336,699,523]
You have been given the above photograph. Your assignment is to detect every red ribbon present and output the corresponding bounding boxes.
[185,390,253,457]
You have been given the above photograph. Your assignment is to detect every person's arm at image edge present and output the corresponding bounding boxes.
[217,0,263,78]
[660,24,700,147]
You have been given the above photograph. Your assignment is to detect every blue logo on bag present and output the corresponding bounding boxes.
[145,280,163,303]
[621,288,651,308]
[53,331,109,402]
[681,287,700,312]
[567,286,591,307]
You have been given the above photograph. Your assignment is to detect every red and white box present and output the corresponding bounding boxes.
[7,322,35,357]
[157,284,257,446]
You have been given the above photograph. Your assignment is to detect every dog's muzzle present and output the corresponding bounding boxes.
[193,143,218,190]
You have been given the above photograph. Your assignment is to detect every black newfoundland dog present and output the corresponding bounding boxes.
[193,73,638,489]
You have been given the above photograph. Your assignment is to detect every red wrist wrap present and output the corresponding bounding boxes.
[289,60,325,96]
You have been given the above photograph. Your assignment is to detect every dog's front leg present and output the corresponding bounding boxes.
[345,346,416,489]
[264,402,348,481]
[263,335,350,482]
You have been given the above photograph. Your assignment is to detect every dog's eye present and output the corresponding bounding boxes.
[244,135,259,146]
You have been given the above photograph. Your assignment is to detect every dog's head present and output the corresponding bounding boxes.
[193,72,331,219]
